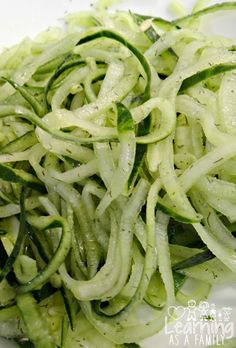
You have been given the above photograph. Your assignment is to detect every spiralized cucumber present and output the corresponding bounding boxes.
[1,1,236,348]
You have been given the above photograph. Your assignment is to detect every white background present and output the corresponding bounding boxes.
[0,0,235,46]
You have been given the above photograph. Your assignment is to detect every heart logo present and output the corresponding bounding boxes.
[167,305,186,320]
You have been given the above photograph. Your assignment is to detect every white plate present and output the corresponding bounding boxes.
[0,1,236,348]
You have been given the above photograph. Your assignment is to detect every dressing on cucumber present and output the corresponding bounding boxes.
[0,1,236,347]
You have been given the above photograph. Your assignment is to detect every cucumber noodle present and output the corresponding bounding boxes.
[0,2,236,347]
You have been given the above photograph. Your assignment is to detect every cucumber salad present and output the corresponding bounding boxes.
[0,2,236,347]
